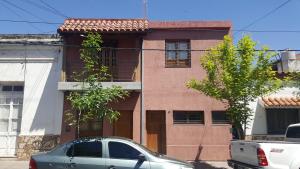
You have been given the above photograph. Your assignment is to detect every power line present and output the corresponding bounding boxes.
[23,0,67,19]
[1,0,49,22]
[1,41,300,52]
[2,19,300,33]
[39,0,69,18]
[0,1,44,32]
[236,0,292,34]
[0,19,61,24]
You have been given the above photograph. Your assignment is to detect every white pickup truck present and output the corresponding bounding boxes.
[228,123,300,169]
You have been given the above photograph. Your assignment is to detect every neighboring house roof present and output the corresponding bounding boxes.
[262,97,300,107]
[58,18,231,33]
[58,18,149,33]
[0,34,62,45]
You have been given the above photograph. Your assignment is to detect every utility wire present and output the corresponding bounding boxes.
[0,1,43,32]
[1,42,300,52]
[1,0,54,24]
[2,19,300,34]
[23,0,67,19]
[3,19,300,34]
[39,0,69,18]
[0,19,61,24]
[236,0,292,34]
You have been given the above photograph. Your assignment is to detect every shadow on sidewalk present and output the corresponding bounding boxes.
[193,161,228,169]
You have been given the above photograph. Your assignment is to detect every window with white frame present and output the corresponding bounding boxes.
[0,84,24,133]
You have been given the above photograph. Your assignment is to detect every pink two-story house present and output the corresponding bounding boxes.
[57,18,232,161]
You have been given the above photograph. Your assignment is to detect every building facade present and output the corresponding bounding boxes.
[58,19,232,161]
[0,35,63,159]
[246,51,300,140]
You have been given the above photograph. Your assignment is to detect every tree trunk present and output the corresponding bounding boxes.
[236,124,245,140]
[76,109,82,139]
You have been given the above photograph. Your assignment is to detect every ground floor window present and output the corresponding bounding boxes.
[212,111,230,124]
[266,108,300,134]
[173,111,204,124]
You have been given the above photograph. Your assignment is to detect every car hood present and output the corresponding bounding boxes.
[155,155,193,167]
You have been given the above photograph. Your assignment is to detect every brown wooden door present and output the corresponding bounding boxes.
[146,111,166,154]
[114,111,133,139]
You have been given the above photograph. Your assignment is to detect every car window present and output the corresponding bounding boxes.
[67,141,102,158]
[286,126,300,138]
[108,141,141,160]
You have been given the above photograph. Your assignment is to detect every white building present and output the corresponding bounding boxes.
[0,35,63,158]
[246,51,300,140]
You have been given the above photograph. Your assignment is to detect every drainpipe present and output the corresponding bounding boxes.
[140,37,145,145]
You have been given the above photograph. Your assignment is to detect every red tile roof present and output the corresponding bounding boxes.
[58,19,232,33]
[262,97,300,107]
[58,18,149,33]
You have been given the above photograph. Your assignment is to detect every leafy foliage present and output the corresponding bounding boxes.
[65,32,129,134]
[187,35,282,139]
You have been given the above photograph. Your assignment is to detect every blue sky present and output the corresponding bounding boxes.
[0,0,299,50]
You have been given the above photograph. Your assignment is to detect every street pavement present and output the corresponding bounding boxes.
[0,159,230,169]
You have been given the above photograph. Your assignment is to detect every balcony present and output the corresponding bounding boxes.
[58,48,141,91]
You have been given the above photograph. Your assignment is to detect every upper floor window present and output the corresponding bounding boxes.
[165,40,191,68]
[173,111,204,124]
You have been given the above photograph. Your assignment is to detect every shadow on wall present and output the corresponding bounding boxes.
[251,101,266,135]
[29,62,62,135]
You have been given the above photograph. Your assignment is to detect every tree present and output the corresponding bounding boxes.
[187,35,282,139]
[65,32,129,137]
[290,72,300,97]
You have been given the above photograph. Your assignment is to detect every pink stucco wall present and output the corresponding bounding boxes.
[143,29,232,161]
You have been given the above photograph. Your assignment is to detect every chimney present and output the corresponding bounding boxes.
[277,50,300,73]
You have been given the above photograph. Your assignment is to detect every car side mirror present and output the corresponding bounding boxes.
[138,154,146,161]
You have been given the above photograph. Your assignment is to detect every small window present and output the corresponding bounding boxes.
[165,40,191,68]
[1,85,24,92]
[212,111,230,124]
[2,86,13,91]
[67,141,102,158]
[173,111,204,124]
[108,142,141,160]
[13,86,24,92]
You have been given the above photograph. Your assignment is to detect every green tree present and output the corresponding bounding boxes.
[66,32,129,137]
[187,35,282,139]
[289,72,300,97]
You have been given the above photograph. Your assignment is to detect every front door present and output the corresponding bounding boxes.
[146,111,166,154]
[114,111,133,139]
[0,85,23,156]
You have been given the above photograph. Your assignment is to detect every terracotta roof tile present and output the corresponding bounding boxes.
[262,97,300,107]
[58,18,149,33]
[58,19,232,33]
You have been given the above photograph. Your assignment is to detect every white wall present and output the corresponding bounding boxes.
[0,45,63,136]
[246,87,300,135]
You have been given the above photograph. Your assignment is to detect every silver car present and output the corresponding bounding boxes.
[29,137,194,169]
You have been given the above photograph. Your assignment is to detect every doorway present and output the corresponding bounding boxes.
[113,110,133,139]
[146,111,166,154]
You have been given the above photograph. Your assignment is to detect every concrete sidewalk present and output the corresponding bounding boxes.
[0,159,230,169]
